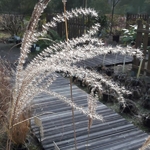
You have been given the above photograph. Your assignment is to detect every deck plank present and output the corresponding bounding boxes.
[31,75,148,150]
[76,54,133,67]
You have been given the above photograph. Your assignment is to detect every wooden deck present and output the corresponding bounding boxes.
[76,54,133,67]
[31,75,148,150]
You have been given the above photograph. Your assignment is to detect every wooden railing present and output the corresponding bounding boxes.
[126,13,150,28]
[133,19,150,75]
[46,13,88,39]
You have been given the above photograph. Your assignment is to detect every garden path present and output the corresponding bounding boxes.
[31,75,148,150]
[76,54,132,68]
[0,43,20,64]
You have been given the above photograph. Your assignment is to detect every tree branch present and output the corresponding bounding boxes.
[114,0,120,7]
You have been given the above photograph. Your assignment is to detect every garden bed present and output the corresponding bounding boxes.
[60,64,150,133]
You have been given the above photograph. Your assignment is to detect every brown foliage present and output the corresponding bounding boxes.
[8,113,30,145]
[0,14,24,36]
[0,58,12,126]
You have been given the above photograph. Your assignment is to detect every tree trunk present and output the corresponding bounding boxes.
[110,5,114,35]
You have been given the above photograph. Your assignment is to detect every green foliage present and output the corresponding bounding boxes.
[67,0,83,10]
[88,0,110,14]
[46,0,83,12]
[0,0,38,14]
[96,15,109,30]
[48,29,61,41]
[85,14,109,36]
[121,25,137,45]
[37,29,62,50]
[96,15,109,36]
[1,0,150,17]
[117,0,150,14]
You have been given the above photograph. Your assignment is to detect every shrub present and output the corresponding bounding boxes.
[121,25,137,45]
[0,14,25,36]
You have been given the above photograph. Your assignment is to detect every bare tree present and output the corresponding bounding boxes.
[109,0,121,34]
[0,14,24,36]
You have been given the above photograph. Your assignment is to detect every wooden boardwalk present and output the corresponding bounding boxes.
[31,75,148,150]
[76,54,133,68]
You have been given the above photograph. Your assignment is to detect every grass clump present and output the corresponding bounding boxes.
[0,0,146,150]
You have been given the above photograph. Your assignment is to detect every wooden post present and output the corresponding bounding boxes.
[135,20,143,48]
[132,20,143,71]
[137,59,143,78]
[146,19,150,75]
[126,13,130,28]
[63,1,69,40]
[147,50,150,76]
[142,20,149,73]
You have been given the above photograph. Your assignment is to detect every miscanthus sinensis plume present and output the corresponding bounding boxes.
[10,0,143,127]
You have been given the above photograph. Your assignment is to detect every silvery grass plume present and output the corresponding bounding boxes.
[10,0,105,131]
[58,65,131,106]
[87,95,98,131]
[9,0,143,145]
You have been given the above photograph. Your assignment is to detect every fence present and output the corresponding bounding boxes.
[127,13,150,22]
[126,13,150,28]
[133,19,150,75]
[46,13,89,39]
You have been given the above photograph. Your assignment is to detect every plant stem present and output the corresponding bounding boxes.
[122,55,126,73]
[86,129,90,150]
[70,77,77,150]
[103,54,106,66]
[137,59,143,78]
[63,2,77,149]
[114,54,118,71]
